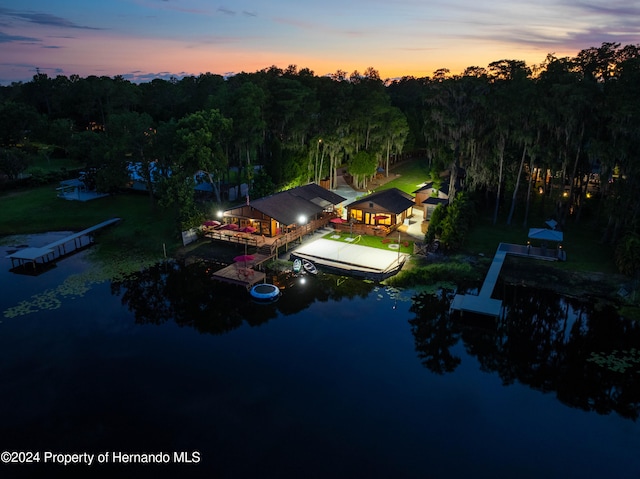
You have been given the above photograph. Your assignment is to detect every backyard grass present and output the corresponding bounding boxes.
[26,155,82,174]
[371,159,433,195]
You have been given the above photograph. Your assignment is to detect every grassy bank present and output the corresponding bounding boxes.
[463,212,617,274]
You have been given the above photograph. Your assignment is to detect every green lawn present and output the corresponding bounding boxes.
[372,160,433,194]
[26,155,82,174]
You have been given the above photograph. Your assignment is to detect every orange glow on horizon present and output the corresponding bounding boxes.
[3,26,577,82]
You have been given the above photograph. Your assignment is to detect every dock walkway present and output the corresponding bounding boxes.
[450,242,561,318]
[8,218,121,271]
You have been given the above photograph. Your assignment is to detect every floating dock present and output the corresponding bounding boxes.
[211,264,266,289]
[290,238,408,280]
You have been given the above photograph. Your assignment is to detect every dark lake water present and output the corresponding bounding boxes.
[1,234,640,479]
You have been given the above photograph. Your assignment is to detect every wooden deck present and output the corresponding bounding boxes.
[204,215,335,260]
[8,218,121,271]
[211,264,266,289]
[451,242,562,318]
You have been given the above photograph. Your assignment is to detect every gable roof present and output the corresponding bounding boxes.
[286,182,346,208]
[422,197,449,206]
[246,183,346,225]
[413,182,435,194]
[348,188,415,214]
[528,228,563,242]
[413,181,450,196]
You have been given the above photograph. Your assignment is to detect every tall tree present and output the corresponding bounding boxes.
[106,111,156,203]
[380,106,409,176]
[175,109,232,204]
[348,150,377,189]
[486,60,532,225]
[227,81,266,190]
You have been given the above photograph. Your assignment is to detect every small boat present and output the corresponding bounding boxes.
[293,258,302,274]
[302,259,318,275]
[250,283,281,302]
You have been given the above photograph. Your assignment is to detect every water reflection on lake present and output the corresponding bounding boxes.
[1,238,639,479]
[411,287,640,419]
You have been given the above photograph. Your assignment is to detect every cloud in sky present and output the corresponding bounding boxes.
[0,7,101,30]
[0,31,40,43]
[0,0,637,84]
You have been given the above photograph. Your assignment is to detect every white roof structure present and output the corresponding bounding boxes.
[528,228,563,242]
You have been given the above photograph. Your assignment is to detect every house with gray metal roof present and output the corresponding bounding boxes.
[346,188,415,228]
[221,183,346,237]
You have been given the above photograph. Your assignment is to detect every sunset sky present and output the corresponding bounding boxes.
[1,0,637,84]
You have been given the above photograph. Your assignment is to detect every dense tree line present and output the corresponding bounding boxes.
[1,42,640,260]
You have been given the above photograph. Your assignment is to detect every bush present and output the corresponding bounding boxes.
[614,233,640,276]
[425,203,446,243]
[439,192,475,251]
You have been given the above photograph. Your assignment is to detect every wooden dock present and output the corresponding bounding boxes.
[8,218,121,271]
[451,242,561,318]
[211,264,266,289]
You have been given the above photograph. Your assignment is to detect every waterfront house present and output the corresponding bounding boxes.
[221,183,346,237]
[344,188,415,236]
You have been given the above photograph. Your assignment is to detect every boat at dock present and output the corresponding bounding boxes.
[302,259,318,275]
[293,258,302,274]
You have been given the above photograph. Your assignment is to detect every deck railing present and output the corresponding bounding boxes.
[203,230,262,247]
[205,215,334,257]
